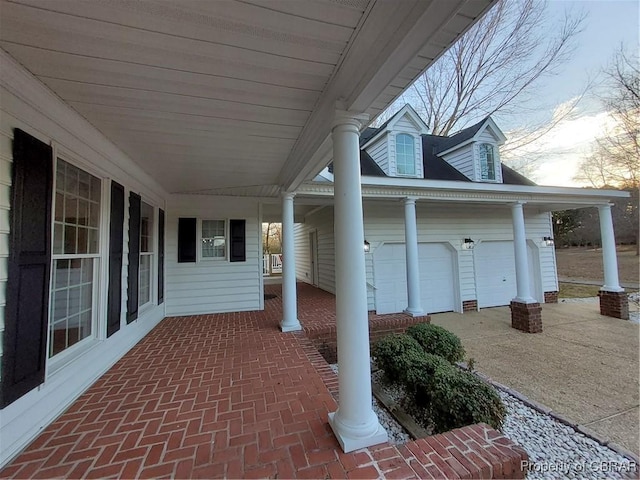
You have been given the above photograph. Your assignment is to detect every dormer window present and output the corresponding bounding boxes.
[479,143,496,181]
[396,134,415,175]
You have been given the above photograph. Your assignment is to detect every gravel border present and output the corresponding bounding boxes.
[461,363,640,465]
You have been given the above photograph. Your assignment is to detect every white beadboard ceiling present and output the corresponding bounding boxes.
[0,0,494,195]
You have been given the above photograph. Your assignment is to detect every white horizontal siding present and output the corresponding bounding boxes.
[295,201,558,312]
[441,144,474,180]
[165,196,261,316]
[366,135,389,174]
[395,116,417,131]
[477,129,495,143]
[294,223,312,283]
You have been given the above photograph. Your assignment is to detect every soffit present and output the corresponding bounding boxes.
[0,0,494,195]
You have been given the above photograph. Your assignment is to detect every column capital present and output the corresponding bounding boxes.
[333,108,369,131]
[511,201,526,208]
[597,203,614,210]
[404,196,418,205]
[281,192,296,201]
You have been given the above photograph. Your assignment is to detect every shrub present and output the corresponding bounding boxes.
[406,323,465,364]
[428,367,505,433]
[371,334,424,383]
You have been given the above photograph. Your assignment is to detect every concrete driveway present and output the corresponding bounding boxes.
[431,303,640,456]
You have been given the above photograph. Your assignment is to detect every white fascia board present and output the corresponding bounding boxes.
[360,176,630,198]
[296,178,630,207]
[483,118,507,144]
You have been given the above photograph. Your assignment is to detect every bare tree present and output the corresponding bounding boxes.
[574,47,639,254]
[373,0,585,160]
[575,48,639,189]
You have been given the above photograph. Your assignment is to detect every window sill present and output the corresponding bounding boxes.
[47,336,100,378]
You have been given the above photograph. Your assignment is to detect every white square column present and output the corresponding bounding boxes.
[280,192,301,332]
[328,110,388,452]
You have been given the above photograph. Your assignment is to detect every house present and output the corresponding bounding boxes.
[292,105,630,326]
[0,0,629,467]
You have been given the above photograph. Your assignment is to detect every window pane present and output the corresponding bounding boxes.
[139,255,151,307]
[202,220,225,258]
[140,202,153,253]
[49,259,95,357]
[53,160,101,254]
[396,134,415,175]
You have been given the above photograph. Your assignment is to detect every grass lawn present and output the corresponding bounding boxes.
[558,283,600,298]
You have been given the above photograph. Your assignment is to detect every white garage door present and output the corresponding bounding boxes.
[373,243,456,315]
[475,241,542,308]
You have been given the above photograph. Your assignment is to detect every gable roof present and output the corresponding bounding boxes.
[434,117,488,154]
[421,136,471,182]
[360,104,428,148]
[501,164,536,186]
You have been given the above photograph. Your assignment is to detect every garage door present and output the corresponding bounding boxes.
[373,243,456,315]
[475,241,541,308]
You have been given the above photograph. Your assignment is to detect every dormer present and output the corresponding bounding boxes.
[436,117,507,183]
[361,105,429,178]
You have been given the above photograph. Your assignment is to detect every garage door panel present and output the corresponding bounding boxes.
[374,243,456,315]
[475,241,541,308]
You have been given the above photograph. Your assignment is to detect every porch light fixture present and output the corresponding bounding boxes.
[463,238,475,250]
[364,240,371,253]
[544,236,555,247]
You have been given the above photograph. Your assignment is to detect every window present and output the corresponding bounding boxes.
[396,134,416,175]
[202,220,226,259]
[50,159,101,357]
[139,202,154,308]
[479,143,496,180]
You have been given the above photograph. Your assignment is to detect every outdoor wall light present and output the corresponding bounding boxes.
[364,240,371,253]
[544,236,555,247]
[463,238,475,250]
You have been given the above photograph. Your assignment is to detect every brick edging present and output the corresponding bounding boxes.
[462,365,640,465]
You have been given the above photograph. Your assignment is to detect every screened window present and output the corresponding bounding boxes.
[50,159,101,357]
[202,220,226,259]
[479,143,496,180]
[139,202,154,308]
[396,134,415,175]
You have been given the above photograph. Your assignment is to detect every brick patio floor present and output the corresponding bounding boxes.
[1,283,526,479]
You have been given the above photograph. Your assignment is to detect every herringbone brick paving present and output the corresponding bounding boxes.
[1,283,526,479]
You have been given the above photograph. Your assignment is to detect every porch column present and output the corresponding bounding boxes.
[511,202,534,303]
[597,204,629,319]
[404,197,423,315]
[510,202,542,333]
[328,110,387,452]
[280,193,301,332]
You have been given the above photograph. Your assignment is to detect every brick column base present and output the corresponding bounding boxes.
[510,301,542,333]
[598,290,629,320]
[462,300,478,312]
[544,291,559,303]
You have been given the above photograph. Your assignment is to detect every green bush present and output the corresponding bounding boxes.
[406,323,465,364]
[371,334,424,383]
[428,366,505,433]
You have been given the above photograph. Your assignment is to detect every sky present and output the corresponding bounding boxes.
[503,0,639,187]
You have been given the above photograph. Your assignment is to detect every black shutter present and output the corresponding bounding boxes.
[127,192,141,323]
[158,209,165,305]
[2,129,52,407]
[107,181,124,337]
[177,218,196,263]
[229,219,246,262]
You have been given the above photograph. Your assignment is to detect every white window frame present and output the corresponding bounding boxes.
[200,219,228,261]
[47,153,104,373]
[395,133,417,177]
[138,201,155,311]
[479,143,497,181]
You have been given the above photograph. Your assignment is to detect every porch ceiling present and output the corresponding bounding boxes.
[0,0,494,195]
